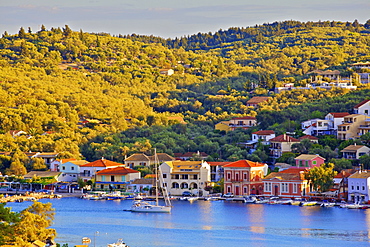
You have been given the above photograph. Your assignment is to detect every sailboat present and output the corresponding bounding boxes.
[130,150,171,213]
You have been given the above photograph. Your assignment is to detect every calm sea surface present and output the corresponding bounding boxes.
[6,197,370,247]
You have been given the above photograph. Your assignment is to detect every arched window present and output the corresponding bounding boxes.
[172,182,179,188]
[180,182,189,189]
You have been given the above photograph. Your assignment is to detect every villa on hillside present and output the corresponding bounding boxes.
[293,154,325,169]
[215,116,257,132]
[269,134,300,159]
[246,96,270,108]
[124,153,175,168]
[340,145,370,160]
[79,158,125,182]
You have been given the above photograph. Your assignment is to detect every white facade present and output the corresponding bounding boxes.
[354,100,370,116]
[160,160,210,196]
[348,171,370,203]
[60,160,89,182]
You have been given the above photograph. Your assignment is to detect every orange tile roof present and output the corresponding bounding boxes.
[232,116,256,120]
[208,162,232,167]
[80,158,124,167]
[223,160,265,168]
[247,96,270,104]
[96,166,139,175]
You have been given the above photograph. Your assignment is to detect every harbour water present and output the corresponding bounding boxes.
[6,197,370,247]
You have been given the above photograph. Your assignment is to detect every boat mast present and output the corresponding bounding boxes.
[155,148,159,206]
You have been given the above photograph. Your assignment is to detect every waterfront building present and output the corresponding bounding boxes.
[124,153,175,168]
[95,167,140,191]
[262,168,310,198]
[59,160,89,182]
[208,161,231,182]
[160,160,210,196]
[223,160,268,196]
[79,158,125,182]
[347,170,370,203]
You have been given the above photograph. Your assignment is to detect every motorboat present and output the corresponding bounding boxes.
[107,238,129,247]
[300,201,318,206]
[244,196,257,203]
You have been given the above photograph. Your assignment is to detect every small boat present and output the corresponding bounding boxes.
[107,238,129,247]
[244,196,257,203]
[340,203,368,209]
[186,197,198,202]
[320,202,335,207]
[300,201,318,206]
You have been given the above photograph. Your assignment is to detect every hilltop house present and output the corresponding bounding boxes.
[340,144,370,160]
[354,99,370,116]
[173,151,209,161]
[262,168,310,198]
[95,167,140,191]
[298,135,319,143]
[243,130,275,153]
[215,116,257,132]
[293,154,325,169]
[223,160,268,196]
[160,160,210,196]
[337,114,368,140]
[301,112,349,136]
[269,134,300,159]
[246,96,270,108]
[50,159,77,172]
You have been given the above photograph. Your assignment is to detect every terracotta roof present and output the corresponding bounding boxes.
[341,145,367,152]
[165,160,204,170]
[279,168,308,174]
[247,96,270,104]
[232,116,256,120]
[299,135,318,140]
[263,171,306,181]
[334,170,354,178]
[253,130,275,135]
[223,160,265,168]
[354,99,370,109]
[208,162,232,167]
[131,178,155,185]
[80,158,124,167]
[269,134,299,142]
[125,153,150,161]
[96,167,139,175]
[328,112,350,118]
[295,154,325,160]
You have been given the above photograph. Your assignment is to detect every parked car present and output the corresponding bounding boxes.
[223,192,234,198]
[182,191,194,197]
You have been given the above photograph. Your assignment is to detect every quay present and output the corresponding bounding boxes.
[0,191,62,203]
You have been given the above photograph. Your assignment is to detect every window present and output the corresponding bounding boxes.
[101,175,106,182]
[282,183,288,192]
[181,174,188,179]
[163,174,167,179]
[227,173,231,180]
[62,166,65,170]
[71,166,74,170]
[172,182,179,188]
[110,176,115,182]
[305,161,309,167]
[293,184,297,193]
[362,186,365,190]
[312,161,317,165]
[193,174,198,180]
[121,176,126,182]
[265,183,272,192]
[243,173,247,180]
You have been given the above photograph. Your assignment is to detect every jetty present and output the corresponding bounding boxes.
[0,191,62,203]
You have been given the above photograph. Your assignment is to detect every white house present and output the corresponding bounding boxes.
[160,160,210,196]
[348,171,370,203]
[354,99,370,116]
[59,160,89,182]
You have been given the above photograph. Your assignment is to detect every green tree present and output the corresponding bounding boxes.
[305,163,337,192]
[0,203,20,245]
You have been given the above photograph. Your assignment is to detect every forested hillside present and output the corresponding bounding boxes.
[0,20,370,173]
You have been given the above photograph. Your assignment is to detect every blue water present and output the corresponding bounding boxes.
[6,197,370,247]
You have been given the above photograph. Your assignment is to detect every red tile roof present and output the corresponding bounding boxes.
[96,166,139,175]
[247,96,270,104]
[269,134,300,142]
[223,160,265,168]
[354,99,370,109]
[253,130,275,135]
[328,112,350,118]
[80,158,124,167]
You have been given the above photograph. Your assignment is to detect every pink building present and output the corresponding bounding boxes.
[293,154,325,168]
[263,168,310,198]
[223,160,267,196]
